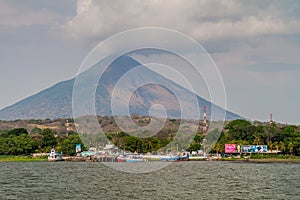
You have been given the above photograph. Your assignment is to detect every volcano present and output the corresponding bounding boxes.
[0,55,241,120]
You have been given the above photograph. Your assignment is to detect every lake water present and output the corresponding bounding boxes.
[0,161,299,199]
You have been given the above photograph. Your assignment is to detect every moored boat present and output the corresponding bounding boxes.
[117,154,145,162]
[162,152,190,162]
[117,154,126,162]
[125,154,144,162]
[48,148,63,162]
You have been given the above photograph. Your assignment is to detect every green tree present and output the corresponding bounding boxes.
[40,129,57,150]
[213,142,224,154]
[288,142,294,155]
[61,134,84,156]
[188,142,201,151]
[225,119,255,142]
[13,134,38,155]
[268,141,273,152]
[123,136,143,153]
[0,134,38,155]
[0,137,10,155]
[279,141,286,153]
[263,123,278,143]
[147,140,152,152]
[279,126,296,140]
[273,141,279,152]
[7,128,28,137]
[253,133,263,145]
[31,127,42,134]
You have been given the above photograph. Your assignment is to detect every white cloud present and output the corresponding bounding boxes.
[190,16,300,41]
[76,0,92,15]
[213,36,300,70]
[63,0,300,42]
[0,1,63,28]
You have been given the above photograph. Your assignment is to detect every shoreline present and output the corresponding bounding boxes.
[245,158,300,164]
[1,155,300,163]
[189,158,300,164]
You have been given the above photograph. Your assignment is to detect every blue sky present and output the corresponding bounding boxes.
[0,0,300,124]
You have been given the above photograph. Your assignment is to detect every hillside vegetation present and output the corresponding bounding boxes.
[0,117,299,156]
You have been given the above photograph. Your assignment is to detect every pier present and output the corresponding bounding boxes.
[61,155,117,162]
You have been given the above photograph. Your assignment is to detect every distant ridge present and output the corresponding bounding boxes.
[0,55,242,120]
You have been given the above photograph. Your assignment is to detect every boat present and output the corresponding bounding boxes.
[81,150,96,157]
[125,154,145,162]
[48,148,63,162]
[117,154,145,162]
[162,152,190,162]
[117,154,126,162]
[161,154,176,161]
[175,152,190,161]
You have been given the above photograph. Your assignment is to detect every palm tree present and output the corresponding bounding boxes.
[253,134,262,145]
[273,141,279,152]
[213,143,223,154]
[268,141,273,152]
[288,142,294,155]
[147,141,152,152]
[279,141,286,153]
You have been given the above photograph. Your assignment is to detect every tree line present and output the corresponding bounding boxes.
[1,119,299,156]
[209,119,300,155]
[0,128,84,156]
[101,119,300,155]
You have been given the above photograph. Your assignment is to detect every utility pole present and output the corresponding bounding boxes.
[203,105,207,135]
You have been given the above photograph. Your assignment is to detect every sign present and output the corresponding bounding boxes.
[241,145,267,153]
[225,144,237,153]
[76,144,82,153]
[225,144,242,153]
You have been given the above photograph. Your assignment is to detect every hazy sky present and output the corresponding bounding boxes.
[0,0,300,124]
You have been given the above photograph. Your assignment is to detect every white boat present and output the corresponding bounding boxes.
[126,154,145,162]
[117,154,146,162]
[48,148,63,162]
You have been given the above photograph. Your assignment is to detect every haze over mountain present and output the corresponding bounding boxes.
[0,56,241,120]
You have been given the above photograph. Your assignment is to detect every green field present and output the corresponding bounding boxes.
[0,155,47,162]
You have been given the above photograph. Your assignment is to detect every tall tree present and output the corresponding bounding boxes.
[279,141,286,153]
[61,134,84,156]
[40,129,57,151]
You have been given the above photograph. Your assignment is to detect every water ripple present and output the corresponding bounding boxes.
[0,162,299,199]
